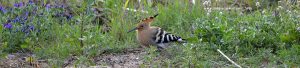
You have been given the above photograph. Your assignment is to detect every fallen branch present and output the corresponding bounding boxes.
[217,49,242,68]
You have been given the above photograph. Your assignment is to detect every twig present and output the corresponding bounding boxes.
[230,0,238,7]
[217,49,242,68]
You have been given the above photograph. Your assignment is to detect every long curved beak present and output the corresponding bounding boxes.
[127,27,138,33]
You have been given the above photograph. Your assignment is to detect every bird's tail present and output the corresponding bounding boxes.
[177,38,187,43]
[153,28,187,43]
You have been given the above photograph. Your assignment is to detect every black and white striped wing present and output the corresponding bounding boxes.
[153,28,184,44]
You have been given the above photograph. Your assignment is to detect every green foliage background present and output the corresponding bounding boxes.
[0,0,300,67]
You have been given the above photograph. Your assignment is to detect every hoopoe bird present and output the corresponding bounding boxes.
[128,14,186,50]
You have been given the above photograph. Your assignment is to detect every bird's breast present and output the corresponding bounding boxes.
[137,29,156,47]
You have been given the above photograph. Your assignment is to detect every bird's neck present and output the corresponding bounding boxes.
[138,26,151,32]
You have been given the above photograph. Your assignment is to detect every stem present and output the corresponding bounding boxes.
[217,49,242,68]
[80,15,84,47]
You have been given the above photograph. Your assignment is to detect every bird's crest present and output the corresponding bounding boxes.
[140,14,158,23]
[127,14,159,33]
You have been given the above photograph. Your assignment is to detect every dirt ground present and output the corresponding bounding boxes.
[0,53,50,68]
[91,48,148,68]
[0,48,157,68]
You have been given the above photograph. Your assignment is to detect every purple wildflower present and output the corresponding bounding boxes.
[28,0,34,5]
[67,15,73,20]
[46,4,51,8]
[23,17,28,21]
[2,8,7,13]
[60,5,65,8]
[25,12,29,16]
[0,5,7,13]
[13,3,19,7]
[20,21,25,25]
[13,16,20,23]
[21,25,29,34]
[0,5,3,10]
[29,25,34,31]
[4,23,13,29]
[20,25,35,35]
[23,12,29,20]
[14,2,24,8]
[45,4,51,11]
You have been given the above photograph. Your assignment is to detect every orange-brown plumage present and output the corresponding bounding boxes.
[128,14,185,50]
[137,27,160,47]
[134,14,158,47]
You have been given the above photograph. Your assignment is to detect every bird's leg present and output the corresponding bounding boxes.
[156,46,163,52]
[156,43,166,52]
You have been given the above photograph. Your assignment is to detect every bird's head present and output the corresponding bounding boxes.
[128,14,158,33]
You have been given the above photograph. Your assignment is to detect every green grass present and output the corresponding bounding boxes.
[1,0,300,67]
